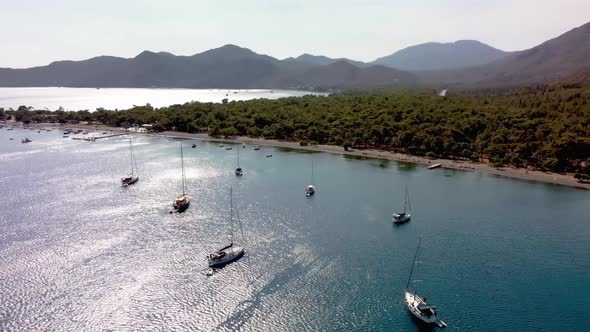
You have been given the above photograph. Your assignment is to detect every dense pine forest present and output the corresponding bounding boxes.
[3,84,590,176]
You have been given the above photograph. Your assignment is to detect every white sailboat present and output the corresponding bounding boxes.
[393,186,411,224]
[208,187,245,268]
[121,138,139,187]
[404,238,447,328]
[173,144,191,212]
[305,159,316,197]
[235,147,243,176]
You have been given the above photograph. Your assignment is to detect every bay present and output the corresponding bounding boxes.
[0,87,325,111]
[0,128,589,331]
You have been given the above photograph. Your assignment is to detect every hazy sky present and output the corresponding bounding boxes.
[1,0,589,68]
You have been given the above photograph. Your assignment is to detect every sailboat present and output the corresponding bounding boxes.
[305,159,316,197]
[393,186,411,224]
[173,144,191,212]
[235,147,243,176]
[121,138,139,187]
[404,238,446,328]
[208,187,245,267]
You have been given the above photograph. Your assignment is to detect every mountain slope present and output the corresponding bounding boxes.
[1,21,589,89]
[417,22,590,85]
[0,45,415,89]
[298,61,416,87]
[373,40,509,71]
[284,54,366,67]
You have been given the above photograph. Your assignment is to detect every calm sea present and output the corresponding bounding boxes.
[0,128,589,331]
[0,88,325,111]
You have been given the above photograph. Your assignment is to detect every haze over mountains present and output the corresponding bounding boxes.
[1,21,589,89]
[372,40,510,71]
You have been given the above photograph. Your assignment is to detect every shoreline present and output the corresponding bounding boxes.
[21,122,590,190]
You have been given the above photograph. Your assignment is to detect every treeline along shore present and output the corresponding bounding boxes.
[3,83,590,184]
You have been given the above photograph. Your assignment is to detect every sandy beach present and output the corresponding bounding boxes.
[22,123,590,190]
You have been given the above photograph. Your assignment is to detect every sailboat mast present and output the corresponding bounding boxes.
[230,187,234,244]
[414,240,420,294]
[181,144,186,195]
[129,138,134,176]
[404,185,408,213]
[406,237,422,290]
[407,188,411,213]
[311,159,315,185]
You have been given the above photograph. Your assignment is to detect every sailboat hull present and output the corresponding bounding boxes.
[405,291,438,324]
[173,195,191,212]
[208,245,244,267]
[121,176,139,187]
[174,201,190,212]
[393,213,411,224]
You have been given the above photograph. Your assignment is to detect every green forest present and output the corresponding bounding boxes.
[4,84,590,176]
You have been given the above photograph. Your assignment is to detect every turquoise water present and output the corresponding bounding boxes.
[0,128,589,331]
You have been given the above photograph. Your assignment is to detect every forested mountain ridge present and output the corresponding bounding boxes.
[1,21,590,88]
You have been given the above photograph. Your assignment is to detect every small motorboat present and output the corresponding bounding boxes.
[266,154,272,158]
[192,144,196,148]
[82,132,89,135]
[253,145,261,150]
[37,130,41,133]
[206,268,214,276]
[9,138,14,140]
[63,135,69,138]
[242,143,246,148]
[21,138,32,143]
[219,144,224,148]
[226,147,232,150]
[428,163,442,170]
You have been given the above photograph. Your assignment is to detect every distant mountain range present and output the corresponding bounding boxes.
[416,21,590,86]
[371,40,510,71]
[1,21,589,89]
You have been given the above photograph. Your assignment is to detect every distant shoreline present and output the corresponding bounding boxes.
[22,122,590,190]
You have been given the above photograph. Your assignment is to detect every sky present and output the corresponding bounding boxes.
[1,0,589,68]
